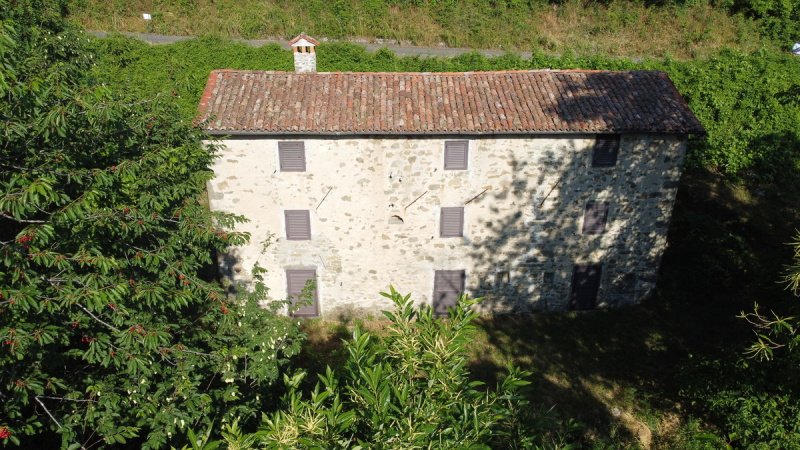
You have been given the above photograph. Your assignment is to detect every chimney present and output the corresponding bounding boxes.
[289,33,319,73]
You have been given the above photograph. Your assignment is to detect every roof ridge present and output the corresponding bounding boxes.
[207,69,665,76]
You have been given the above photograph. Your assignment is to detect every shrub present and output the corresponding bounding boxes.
[260,289,536,448]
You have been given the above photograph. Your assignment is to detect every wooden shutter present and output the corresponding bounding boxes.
[279,142,306,172]
[286,269,318,317]
[444,141,468,170]
[440,207,464,237]
[582,201,609,234]
[569,264,602,310]
[433,270,465,316]
[284,210,311,240]
[591,136,619,167]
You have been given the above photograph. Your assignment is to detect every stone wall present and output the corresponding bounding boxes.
[207,134,686,316]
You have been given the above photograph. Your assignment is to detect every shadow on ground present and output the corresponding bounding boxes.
[480,166,799,447]
[297,167,799,448]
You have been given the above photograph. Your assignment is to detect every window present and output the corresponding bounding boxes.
[494,270,510,291]
[284,210,311,240]
[591,135,619,167]
[582,201,609,235]
[569,264,602,310]
[286,269,318,317]
[433,270,465,316]
[440,207,464,237]
[279,142,306,172]
[444,140,468,170]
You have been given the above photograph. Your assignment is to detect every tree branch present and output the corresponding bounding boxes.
[36,395,97,403]
[0,211,46,224]
[76,303,120,333]
[34,396,62,429]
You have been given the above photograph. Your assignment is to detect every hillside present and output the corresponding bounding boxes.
[66,0,779,60]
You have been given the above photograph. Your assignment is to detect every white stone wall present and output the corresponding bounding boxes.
[293,52,316,73]
[207,134,686,316]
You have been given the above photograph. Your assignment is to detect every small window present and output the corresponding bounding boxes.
[591,135,619,167]
[494,271,510,290]
[285,210,311,240]
[582,201,609,235]
[569,264,602,310]
[444,140,468,170]
[433,270,466,316]
[286,269,318,317]
[279,142,306,172]
[440,207,464,238]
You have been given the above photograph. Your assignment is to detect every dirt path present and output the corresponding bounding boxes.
[88,31,533,59]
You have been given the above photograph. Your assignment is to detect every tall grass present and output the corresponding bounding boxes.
[69,0,771,59]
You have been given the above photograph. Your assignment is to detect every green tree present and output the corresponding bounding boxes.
[0,1,301,448]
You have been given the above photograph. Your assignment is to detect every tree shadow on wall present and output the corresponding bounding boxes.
[465,139,799,447]
[456,76,800,445]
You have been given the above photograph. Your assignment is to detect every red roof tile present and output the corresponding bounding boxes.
[288,33,319,46]
[197,70,704,135]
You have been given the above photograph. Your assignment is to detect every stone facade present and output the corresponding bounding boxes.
[207,133,686,316]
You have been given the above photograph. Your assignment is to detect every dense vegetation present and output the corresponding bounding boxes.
[2,0,800,447]
[0,2,302,448]
[66,0,786,59]
[262,291,538,448]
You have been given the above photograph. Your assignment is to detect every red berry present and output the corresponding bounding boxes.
[0,426,11,439]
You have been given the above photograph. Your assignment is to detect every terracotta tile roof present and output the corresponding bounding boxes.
[197,70,704,135]
[288,33,319,46]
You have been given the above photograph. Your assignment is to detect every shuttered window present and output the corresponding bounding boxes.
[569,264,602,310]
[279,142,306,172]
[440,207,464,237]
[285,210,311,240]
[433,270,466,316]
[444,140,468,170]
[582,201,609,235]
[286,269,318,317]
[591,135,619,167]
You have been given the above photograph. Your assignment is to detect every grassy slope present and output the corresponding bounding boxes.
[68,0,772,59]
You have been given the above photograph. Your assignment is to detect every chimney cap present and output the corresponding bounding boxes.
[289,33,319,47]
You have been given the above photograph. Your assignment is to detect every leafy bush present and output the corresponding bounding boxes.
[180,290,550,449]
[0,2,301,448]
[261,289,537,448]
[680,357,800,448]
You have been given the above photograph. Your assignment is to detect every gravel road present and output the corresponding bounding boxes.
[88,31,532,59]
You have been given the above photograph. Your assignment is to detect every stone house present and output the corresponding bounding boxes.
[198,34,704,317]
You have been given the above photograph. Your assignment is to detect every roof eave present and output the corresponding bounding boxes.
[204,129,700,137]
